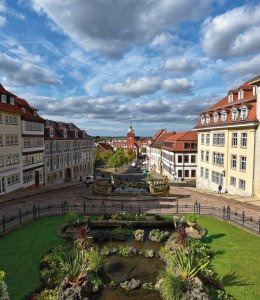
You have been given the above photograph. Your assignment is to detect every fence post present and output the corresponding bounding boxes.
[176,201,179,214]
[223,206,226,220]
[84,201,86,215]
[194,201,198,214]
[19,209,22,225]
[121,201,123,211]
[227,205,230,220]
[138,203,141,214]
[2,215,5,233]
[198,203,201,215]
[33,204,36,219]
[242,211,245,226]
[62,201,64,215]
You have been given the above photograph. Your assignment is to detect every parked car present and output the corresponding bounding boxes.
[85,176,94,184]
[143,169,149,174]
[131,162,136,167]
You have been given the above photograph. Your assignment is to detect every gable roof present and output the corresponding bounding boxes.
[162,131,198,152]
[151,131,176,149]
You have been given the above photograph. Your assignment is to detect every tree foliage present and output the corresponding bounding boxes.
[108,148,127,169]
[100,150,112,163]
[126,149,136,162]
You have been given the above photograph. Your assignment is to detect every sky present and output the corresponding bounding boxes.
[0,0,260,136]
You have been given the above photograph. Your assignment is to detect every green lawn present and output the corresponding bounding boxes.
[199,217,260,300]
[0,216,259,300]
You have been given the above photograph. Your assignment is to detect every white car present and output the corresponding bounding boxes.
[85,176,94,184]
[131,162,136,167]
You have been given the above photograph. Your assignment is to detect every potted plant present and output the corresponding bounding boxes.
[186,214,198,227]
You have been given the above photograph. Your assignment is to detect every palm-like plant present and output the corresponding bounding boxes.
[175,227,189,249]
[175,249,210,282]
[74,225,92,249]
[56,247,90,285]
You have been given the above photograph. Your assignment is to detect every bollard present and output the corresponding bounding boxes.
[2,215,5,233]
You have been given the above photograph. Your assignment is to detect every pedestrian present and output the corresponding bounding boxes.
[218,184,222,194]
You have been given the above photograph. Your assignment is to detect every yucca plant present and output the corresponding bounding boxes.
[175,249,210,282]
[175,227,189,249]
[55,247,90,285]
[74,225,92,249]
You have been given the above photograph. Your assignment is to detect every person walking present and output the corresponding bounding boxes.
[218,184,222,194]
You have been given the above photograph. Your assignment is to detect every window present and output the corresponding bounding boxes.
[213,133,225,146]
[200,167,204,177]
[230,177,236,186]
[191,155,196,163]
[0,113,2,124]
[221,112,227,123]
[205,168,209,179]
[238,89,244,100]
[201,134,205,145]
[232,133,238,147]
[23,137,43,148]
[253,85,257,96]
[231,155,237,169]
[201,116,205,125]
[23,152,43,166]
[53,142,56,151]
[201,150,204,162]
[240,107,248,120]
[178,155,182,163]
[10,97,15,105]
[212,171,223,185]
[213,113,219,123]
[206,134,210,145]
[184,155,189,163]
[53,157,56,169]
[240,156,247,171]
[205,151,209,163]
[64,142,67,150]
[50,128,54,137]
[0,156,4,167]
[191,170,196,177]
[46,143,50,151]
[64,129,67,138]
[6,154,19,166]
[6,135,18,146]
[75,131,78,138]
[213,152,224,166]
[239,179,246,190]
[185,170,189,177]
[59,142,62,150]
[0,134,3,146]
[178,170,182,178]
[1,95,6,103]
[206,115,210,124]
[5,114,18,125]
[241,132,247,148]
[232,109,239,122]
[23,171,34,183]
[25,121,43,131]
[7,173,20,186]
[228,93,233,102]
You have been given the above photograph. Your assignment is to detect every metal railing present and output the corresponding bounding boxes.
[1,201,260,235]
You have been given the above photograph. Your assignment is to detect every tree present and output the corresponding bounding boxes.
[94,149,102,163]
[100,150,112,163]
[108,148,127,169]
[126,149,136,162]
[141,147,146,154]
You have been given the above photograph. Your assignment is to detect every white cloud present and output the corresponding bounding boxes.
[0,53,61,86]
[32,0,211,56]
[165,57,198,73]
[201,4,260,57]
[162,78,194,93]
[103,77,161,97]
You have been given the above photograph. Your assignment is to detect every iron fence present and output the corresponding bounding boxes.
[0,200,260,235]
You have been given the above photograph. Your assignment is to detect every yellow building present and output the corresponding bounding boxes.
[194,79,259,197]
[0,84,23,195]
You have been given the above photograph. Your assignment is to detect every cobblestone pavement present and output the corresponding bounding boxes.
[1,184,260,220]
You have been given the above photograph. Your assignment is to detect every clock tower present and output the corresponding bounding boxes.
[127,126,135,150]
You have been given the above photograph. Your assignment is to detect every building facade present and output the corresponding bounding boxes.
[44,120,94,185]
[0,85,23,195]
[109,126,139,157]
[16,98,45,188]
[195,79,259,197]
[162,131,197,181]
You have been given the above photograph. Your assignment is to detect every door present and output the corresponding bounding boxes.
[0,177,6,195]
[35,171,39,187]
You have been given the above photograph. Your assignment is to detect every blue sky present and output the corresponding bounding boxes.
[0,0,260,136]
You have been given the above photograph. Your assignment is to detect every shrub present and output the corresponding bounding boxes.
[186,214,198,223]
[35,288,58,300]
[87,248,105,273]
[88,273,103,287]
[0,271,9,300]
[159,271,182,300]
[65,212,79,224]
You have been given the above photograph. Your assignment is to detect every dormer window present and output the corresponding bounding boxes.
[205,114,211,124]
[240,105,249,120]
[33,110,37,116]
[1,95,6,103]
[63,129,67,138]
[46,120,49,126]
[253,85,257,96]
[221,111,227,123]
[10,97,15,105]
[228,93,233,102]
[231,108,239,122]
[200,116,205,125]
[213,112,219,124]
[75,131,78,138]
[59,123,62,128]
[50,127,54,137]
[238,89,244,100]
[21,107,25,113]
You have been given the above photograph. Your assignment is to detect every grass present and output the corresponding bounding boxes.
[0,215,259,300]
[0,216,67,300]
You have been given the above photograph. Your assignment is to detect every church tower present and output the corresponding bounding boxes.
[127,126,135,150]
